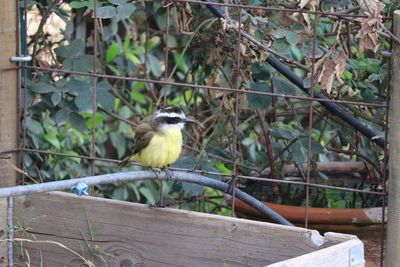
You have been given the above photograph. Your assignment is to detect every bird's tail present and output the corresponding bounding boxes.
[118,155,135,168]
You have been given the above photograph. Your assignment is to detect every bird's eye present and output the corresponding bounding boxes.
[166,117,180,124]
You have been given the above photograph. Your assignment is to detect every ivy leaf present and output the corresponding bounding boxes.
[110,132,126,158]
[70,112,87,132]
[65,79,90,95]
[271,28,288,39]
[31,82,56,93]
[75,89,93,113]
[247,82,272,109]
[273,38,290,54]
[51,91,62,106]
[171,154,204,196]
[270,128,294,140]
[106,43,119,63]
[272,76,301,95]
[69,1,89,8]
[44,134,60,149]
[26,117,44,134]
[251,63,270,81]
[286,31,300,46]
[97,81,114,111]
[147,54,162,77]
[117,3,135,19]
[54,39,84,58]
[109,0,126,4]
[95,6,116,19]
[289,141,307,163]
[55,108,70,126]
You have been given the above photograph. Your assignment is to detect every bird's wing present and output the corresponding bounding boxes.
[133,131,154,154]
[132,115,155,154]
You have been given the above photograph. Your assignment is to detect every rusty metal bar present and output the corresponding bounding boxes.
[7,65,387,108]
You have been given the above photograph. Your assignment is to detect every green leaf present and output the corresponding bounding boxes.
[44,134,60,149]
[109,0,126,5]
[31,82,56,93]
[51,91,61,106]
[70,112,87,132]
[289,141,307,163]
[106,43,119,63]
[112,186,128,200]
[147,54,162,77]
[273,38,290,54]
[97,81,114,111]
[251,63,270,81]
[171,154,204,196]
[126,53,141,65]
[55,108,70,126]
[75,89,93,113]
[272,76,301,95]
[286,31,300,46]
[246,82,272,109]
[110,132,126,158]
[96,6,116,19]
[65,79,90,95]
[270,128,294,140]
[360,88,375,103]
[271,28,288,39]
[69,1,88,8]
[138,187,156,204]
[130,92,147,104]
[54,39,83,58]
[117,3,135,19]
[26,117,44,135]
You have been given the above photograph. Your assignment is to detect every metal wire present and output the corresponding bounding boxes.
[5,1,391,265]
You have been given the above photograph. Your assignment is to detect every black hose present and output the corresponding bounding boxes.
[201,0,385,148]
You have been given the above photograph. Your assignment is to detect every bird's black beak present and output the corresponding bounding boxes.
[182,117,197,123]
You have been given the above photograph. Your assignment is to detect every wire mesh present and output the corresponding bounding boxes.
[0,0,393,265]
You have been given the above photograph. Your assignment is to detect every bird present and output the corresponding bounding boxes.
[118,105,197,169]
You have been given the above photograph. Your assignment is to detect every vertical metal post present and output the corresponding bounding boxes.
[387,10,400,267]
[0,0,19,265]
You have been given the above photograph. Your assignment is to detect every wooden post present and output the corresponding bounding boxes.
[0,0,18,186]
[0,0,18,264]
[387,10,400,267]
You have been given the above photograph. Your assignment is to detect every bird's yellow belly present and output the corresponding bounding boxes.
[133,129,183,168]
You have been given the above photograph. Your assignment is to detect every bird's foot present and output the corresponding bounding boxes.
[152,168,162,179]
[149,203,165,208]
[225,174,237,195]
[162,166,173,180]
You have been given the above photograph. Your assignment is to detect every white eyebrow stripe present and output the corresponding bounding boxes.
[156,112,185,118]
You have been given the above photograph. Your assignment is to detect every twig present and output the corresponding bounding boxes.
[31,0,62,66]
[255,110,279,198]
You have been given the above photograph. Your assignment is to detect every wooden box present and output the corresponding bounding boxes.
[11,192,364,266]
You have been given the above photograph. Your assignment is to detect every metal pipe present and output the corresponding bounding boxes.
[201,0,385,148]
[7,197,13,267]
[0,171,293,226]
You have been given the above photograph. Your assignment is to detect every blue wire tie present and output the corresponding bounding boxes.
[73,182,89,196]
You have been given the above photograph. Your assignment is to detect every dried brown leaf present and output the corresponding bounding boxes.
[357,0,385,14]
[335,50,347,85]
[318,59,336,95]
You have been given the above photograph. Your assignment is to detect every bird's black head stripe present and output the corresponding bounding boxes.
[159,105,183,114]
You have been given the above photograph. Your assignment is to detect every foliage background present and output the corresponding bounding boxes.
[22,0,398,213]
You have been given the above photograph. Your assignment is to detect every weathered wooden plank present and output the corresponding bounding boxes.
[268,239,364,267]
[13,192,358,266]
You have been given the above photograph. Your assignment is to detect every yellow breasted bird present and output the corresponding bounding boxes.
[118,105,197,168]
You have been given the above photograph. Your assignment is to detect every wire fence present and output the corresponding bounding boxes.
[0,0,395,265]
